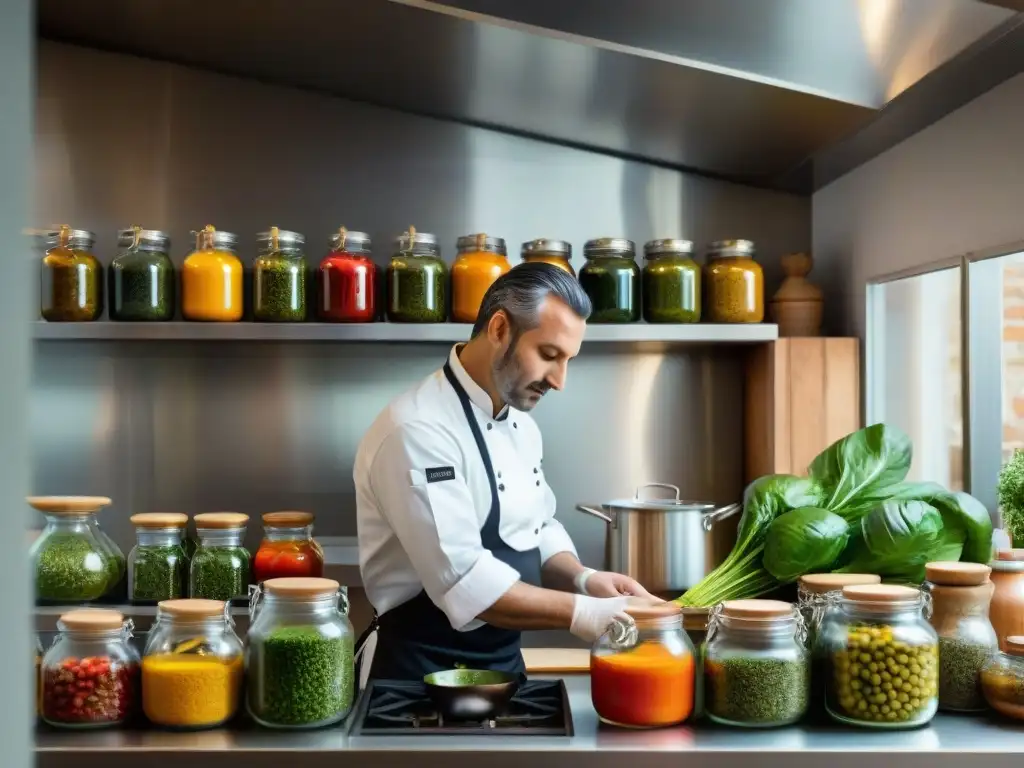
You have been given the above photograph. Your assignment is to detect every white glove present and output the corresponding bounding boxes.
[573,567,598,595]
[569,594,631,643]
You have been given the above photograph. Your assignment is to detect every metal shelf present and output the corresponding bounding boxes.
[33,321,779,344]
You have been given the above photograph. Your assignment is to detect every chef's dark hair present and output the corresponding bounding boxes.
[471,262,592,339]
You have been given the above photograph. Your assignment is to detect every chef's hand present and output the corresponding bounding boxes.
[569,595,631,643]
[575,568,658,600]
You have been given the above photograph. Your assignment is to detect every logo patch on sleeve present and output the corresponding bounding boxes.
[425,466,456,483]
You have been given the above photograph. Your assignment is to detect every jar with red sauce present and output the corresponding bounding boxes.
[253,511,325,583]
[591,601,695,728]
[41,609,139,729]
[317,228,376,322]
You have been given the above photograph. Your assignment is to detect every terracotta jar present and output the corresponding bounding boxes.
[991,549,1024,651]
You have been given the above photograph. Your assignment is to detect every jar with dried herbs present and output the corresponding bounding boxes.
[109,227,175,321]
[981,635,1024,720]
[451,233,510,323]
[386,228,447,323]
[521,238,575,275]
[578,238,640,323]
[254,227,307,322]
[40,226,103,322]
[642,238,700,323]
[704,239,764,323]
[127,513,189,603]
[142,599,244,729]
[181,226,243,321]
[318,228,376,322]
[189,513,251,602]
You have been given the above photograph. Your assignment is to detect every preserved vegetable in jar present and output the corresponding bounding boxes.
[247,578,355,729]
[521,238,575,275]
[981,635,1024,720]
[189,513,251,602]
[41,609,139,729]
[704,239,764,323]
[253,511,324,582]
[642,238,700,323]
[127,513,189,603]
[578,238,640,323]
[254,227,307,322]
[817,584,938,728]
[28,496,125,603]
[704,600,809,728]
[452,233,511,323]
[109,226,174,321]
[40,226,103,322]
[386,227,447,323]
[142,599,244,729]
[317,227,376,322]
[182,226,243,321]
[591,601,694,728]
[924,562,998,712]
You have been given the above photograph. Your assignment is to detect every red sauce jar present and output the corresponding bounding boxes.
[317,227,376,322]
[253,511,324,583]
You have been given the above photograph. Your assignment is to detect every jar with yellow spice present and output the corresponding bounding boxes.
[40,226,103,322]
[452,233,511,323]
[704,239,764,323]
[521,238,575,276]
[142,599,244,729]
[181,226,244,322]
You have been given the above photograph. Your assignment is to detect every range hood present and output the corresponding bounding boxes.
[36,0,1024,192]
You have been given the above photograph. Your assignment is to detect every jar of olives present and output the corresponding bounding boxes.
[704,239,764,323]
[578,238,640,323]
[386,227,447,323]
[254,227,307,322]
[521,238,575,276]
[817,584,938,728]
[642,239,700,323]
[40,226,103,322]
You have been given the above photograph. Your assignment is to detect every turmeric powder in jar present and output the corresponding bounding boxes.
[181,226,244,321]
[521,238,575,276]
[703,239,764,323]
[451,233,511,323]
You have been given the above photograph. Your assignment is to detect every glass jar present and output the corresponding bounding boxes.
[40,609,139,729]
[254,227,307,322]
[578,238,640,323]
[247,577,355,729]
[981,635,1024,720]
[991,549,1024,650]
[127,513,189,603]
[704,600,809,728]
[704,239,764,323]
[28,496,124,603]
[521,238,575,276]
[35,634,43,719]
[386,227,447,323]
[591,602,694,728]
[142,599,244,729]
[40,226,103,322]
[253,511,324,583]
[452,233,511,323]
[642,239,700,323]
[681,606,709,719]
[109,226,175,321]
[317,227,376,322]
[181,225,244,321]
[818,584,938,728]
[925,561,999,712]
[189,513,251,602]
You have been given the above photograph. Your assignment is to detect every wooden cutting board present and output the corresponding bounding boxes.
[522,648,590,673]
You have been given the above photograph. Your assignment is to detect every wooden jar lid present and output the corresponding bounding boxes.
[925,561,991,586]
[130,512,188,528]
[59,609,123,632]
[262,511,314,527]
[798,573,881,594]
[843,584,920,602]
[722,599,793,619]
[264,577,339,598]
[194,512,249,528]
[27,496,112,516]
[158,599,226,618]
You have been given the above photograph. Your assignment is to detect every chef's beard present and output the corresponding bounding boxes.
[493,333,550,411]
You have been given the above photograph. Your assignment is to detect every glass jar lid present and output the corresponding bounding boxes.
[130,512,188,530]
[117,226,170,251]
[394,226,439,254]
[59,609,124,634]
[708,239,755,258]
[42,225,95,251]
[257,227,305,250]
[643,239,694,259]
[584,237,635,258]
[264,576,339,599]
[457,233,506,255]
[194,512,249,530]
[522,238,571,258]
[26,496,112,516]
[329,227,371,253]
[798,573,880,595]
[157,599,227,620]
[262,511,314,527]
[925,561,991,586]
[192,225,238,251]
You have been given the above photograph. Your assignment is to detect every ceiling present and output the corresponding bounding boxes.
[36,0,1024,192]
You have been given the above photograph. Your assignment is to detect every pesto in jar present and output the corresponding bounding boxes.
[579,238,640,323]
[386,228,447,323]
[642,239,700,323]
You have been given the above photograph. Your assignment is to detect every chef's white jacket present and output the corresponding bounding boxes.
[353,345,578,632]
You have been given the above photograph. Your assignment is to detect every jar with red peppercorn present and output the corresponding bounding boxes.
[253,511,324,583]
[41,609,139,729]
[317,227,376,322]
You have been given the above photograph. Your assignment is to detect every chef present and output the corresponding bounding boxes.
[353,262,657,683]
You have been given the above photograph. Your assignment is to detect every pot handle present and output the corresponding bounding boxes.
[635,482,681,502]
[576,503,614,525]
[702,502,741,532]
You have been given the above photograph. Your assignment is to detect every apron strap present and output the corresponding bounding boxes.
[354,612,380,691]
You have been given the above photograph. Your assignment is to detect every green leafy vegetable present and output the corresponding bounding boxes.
[809,423,912,515]
[835,500,952,581]
[997,449,1024,546]
[763,507,849,583]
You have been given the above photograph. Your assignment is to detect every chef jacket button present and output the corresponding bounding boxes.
[486,423,493,431]
[534,528,539,535]
[536,480,540,486]
[497,470,502,478]
[498,484,505,492]
[513,422,517,428]
[533,468,538,474]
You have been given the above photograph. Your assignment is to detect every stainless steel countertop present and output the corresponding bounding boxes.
[36,675,1024,768]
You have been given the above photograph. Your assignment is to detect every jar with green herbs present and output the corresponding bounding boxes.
[127,513,189,603]
[189,513,251,602]
[981,635,1024,720]
[578,238,640,323]
[247,577,355,729]
[109,227,175,321]
[817,584,938,728]
[28,496,125,603]
[386,227,447,323]
[924,561,998,712]
[642,239,700,323]
[704,239,764,323]
[40,226,103,322]
[254,227,307,322]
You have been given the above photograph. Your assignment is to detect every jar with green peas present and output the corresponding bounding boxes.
[816,584,939,729]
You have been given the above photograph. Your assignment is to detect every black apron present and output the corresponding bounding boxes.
[355,360,543,682]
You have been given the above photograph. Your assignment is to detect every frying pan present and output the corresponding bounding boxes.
[423,668,520,720]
